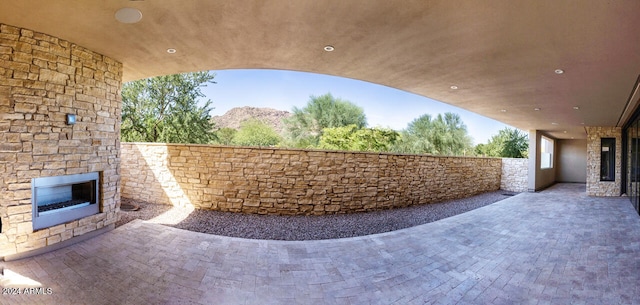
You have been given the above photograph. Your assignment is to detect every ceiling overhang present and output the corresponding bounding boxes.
[2,0,640,139]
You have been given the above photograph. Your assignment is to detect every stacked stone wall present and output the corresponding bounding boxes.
[500,158,528,192]
[121,143,502,215]
[586,126,621,196]
[0,24,122,257]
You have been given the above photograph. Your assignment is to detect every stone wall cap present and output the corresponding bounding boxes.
[122,142,506,160]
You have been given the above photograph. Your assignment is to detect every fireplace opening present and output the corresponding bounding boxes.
[37,181,96,214]
[32,172,100,230]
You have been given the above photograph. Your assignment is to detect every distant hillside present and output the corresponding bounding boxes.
[211,106,292,134]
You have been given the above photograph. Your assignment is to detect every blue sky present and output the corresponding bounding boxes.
[200,69,511,145]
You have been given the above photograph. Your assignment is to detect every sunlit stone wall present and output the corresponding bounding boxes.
[0,24,122,258]
[121,143,502,215]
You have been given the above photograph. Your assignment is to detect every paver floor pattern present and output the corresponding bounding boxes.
[1,184,639,304]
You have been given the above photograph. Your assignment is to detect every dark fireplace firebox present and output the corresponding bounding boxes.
[32,172,99,230]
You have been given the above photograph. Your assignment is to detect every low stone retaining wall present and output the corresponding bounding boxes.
[500,158,528,192]
[121,143,502,215]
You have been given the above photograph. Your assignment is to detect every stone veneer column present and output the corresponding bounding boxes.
[586,127,621,196]
[501,158,528,192]
[0,24,122,257]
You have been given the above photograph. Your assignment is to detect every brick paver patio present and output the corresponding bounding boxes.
[2,183,639,304]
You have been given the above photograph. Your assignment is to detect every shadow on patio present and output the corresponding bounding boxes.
[2,183,639,304]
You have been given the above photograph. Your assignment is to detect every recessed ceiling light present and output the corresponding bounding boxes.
[563,131,567,133]
[500,109,507,112]
[450,85,458,90]
[534,108,541,111]
[115,7,143,24]
[551,122,559,125]
[573,106,580,110]
[580,122,585,125]
[166,48,177,54]
[323,45,335,52]
[554,69,564,74]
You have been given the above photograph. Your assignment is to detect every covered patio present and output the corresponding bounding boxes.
[2,184,639,304]
[2,2,640,304]
[3,0,640,261]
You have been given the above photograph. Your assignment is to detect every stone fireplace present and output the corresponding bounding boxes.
[0,23,122,259]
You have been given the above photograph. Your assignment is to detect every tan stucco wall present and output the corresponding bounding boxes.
[121,143,502,215]
[0,24,122,257]
[528,130,557,191]
[557,139,587,183]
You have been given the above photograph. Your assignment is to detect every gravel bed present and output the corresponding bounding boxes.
[116,191,518,240]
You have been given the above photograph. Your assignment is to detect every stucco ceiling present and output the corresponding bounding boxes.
[3,0,640,139]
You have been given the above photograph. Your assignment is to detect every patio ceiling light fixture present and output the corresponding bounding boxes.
[324,45,335,52]
[573,106,580,110]
[115,7,143,24]
[554,69,564,74]
[450,85,458,90]
[534,108,541,111]
[166,48,177,54]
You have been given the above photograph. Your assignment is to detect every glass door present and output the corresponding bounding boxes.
[625,118,640,214]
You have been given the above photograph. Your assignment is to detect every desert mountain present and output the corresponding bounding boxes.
[211,106,292,134]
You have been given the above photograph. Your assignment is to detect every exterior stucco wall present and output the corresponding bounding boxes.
[557,139,587,183]
[121,143,502,215]
[528,130,557,192]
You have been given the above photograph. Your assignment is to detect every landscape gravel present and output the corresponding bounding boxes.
[116,190,518,240]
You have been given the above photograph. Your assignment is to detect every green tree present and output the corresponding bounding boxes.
[500,128,529,158]
[394,112,473,155]
[394,114,435,154]
[284,93,367,148]
[121,71,216,143]
[232,119,282,146]
[319,125,400,152]
[477,127,528,158]
[318,125,358,151]
[474,143,489,156]
[214,127,237,145]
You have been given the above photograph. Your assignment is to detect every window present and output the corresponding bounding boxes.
[601,138,616,181]
[540,136,553,169]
